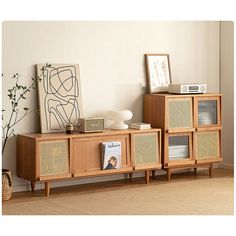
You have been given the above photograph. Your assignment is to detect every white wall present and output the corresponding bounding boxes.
[2,21,221,192]
[220,21,234,170]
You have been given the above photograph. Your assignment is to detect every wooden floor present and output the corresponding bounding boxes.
[2,168,234,215]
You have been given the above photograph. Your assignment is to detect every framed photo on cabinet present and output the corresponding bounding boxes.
[145,54,171,93]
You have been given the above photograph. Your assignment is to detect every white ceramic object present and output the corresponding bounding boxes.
[107,110,133,130]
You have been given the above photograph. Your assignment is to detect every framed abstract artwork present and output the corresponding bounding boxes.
[145,54,171,93]
[36,64,83,133]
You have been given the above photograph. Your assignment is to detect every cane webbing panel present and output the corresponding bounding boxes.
[168,99,192,129]
[134,134,158,165]
[196,131,219,159]
[40,140,69,176]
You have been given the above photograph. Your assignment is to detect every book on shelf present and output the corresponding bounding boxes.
[101,141,121,170]
[129,122,151,130]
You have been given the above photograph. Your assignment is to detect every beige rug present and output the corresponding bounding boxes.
[2,168,234,215]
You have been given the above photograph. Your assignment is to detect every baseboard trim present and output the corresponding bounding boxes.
[219,162,234,171]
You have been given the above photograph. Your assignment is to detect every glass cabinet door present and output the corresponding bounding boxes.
[167,97,193,130]
[196,97,221,127]
[167,133,193,163]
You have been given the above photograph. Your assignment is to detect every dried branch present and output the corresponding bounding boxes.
[2,64,51,156]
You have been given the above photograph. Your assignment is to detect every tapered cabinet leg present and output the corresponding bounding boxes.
[152,170,156,179]
[167,169,171,181]
[194,168,197,175]
[31,181,36,193]
[45,182,50,197]
[145,170,150,184]
[129,172,133,181]
[209,164,213,177]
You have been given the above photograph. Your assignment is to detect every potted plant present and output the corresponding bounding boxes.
[2,73,36,201]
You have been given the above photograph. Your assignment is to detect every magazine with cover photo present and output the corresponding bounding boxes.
[101,141,121,170]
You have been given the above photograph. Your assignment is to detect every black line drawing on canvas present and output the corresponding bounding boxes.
[37,64,82,133]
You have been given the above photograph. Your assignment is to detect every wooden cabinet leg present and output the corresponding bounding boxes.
[209,164,213,177]
[194,168,197,175]
[129,172,133,181]
[167,169,171,181]
[31,181,36,193]
[45,182,50,197]
[152,170,156,179]
[145,170,150,184]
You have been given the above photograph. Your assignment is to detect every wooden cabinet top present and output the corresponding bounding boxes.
[18,128,161,140]
[144,93,222,98]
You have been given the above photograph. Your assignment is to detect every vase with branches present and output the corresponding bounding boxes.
[1,63,51,155]
[1,64,51,201]
[1,72,38,201]
[1,73,37,155]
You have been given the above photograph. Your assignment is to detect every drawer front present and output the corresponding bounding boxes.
[131,132,161,169]
[167,98,193,129]
[39,139,70,176]
[195,131,220,160]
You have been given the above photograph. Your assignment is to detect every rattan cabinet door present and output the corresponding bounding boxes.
[131,132,161,170]
[195,131,221,162]
[167,97,193,130]
[39,139,70,177]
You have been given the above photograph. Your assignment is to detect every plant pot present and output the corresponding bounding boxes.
[2,169,13,201]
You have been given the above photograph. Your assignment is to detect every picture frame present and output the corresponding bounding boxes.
[145,54,171,93]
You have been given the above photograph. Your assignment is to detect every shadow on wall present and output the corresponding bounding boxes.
[92,83,146,128]
[114,83,146,123]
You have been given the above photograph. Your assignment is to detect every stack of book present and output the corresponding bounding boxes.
[129,122,151,130]
[168,145,188,160]
[101,141,121,170]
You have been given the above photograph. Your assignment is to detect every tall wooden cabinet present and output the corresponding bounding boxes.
[144,93,222,180]
[17,129,161,196]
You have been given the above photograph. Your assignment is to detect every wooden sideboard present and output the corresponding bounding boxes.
[144,93,222,180]
[17,129,161,196]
